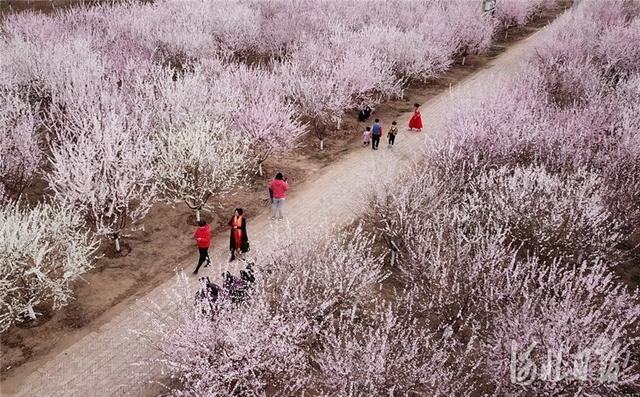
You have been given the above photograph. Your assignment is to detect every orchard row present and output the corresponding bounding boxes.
[0,0,552,331]
[148,1,640,395]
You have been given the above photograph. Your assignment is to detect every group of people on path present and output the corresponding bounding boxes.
[360,103,423,149]
[192,103,422,274]
[192,172,289,275]
[362,119,399,149]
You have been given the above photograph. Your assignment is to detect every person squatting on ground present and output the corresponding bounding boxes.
[388,121,398,147]
[358,105,372,122]
[193,220,211,274]
[363,126,372,146]
[269,172,289,220]
[228,208,249,262]
[409,103,423,131]
[195,276,219,315]
[371,119,383,150]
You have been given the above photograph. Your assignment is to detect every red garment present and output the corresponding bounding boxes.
[231,216,242,250]
[194,224,211,248]
[409,110,423,129]
[269,179,289,199]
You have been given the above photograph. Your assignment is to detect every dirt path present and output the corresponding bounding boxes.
[1,17,560,397]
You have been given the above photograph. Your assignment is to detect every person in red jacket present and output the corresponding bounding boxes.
[268,172,289,220]
[408,103,423,131]
[193,220,211,275]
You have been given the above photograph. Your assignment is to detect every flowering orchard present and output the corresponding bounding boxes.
[142,228,478,396]
[142,1,639,395]
[0,0,551,329]
[437,0,640,233]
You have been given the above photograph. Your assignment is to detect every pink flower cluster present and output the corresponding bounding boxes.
[436,0,640,232]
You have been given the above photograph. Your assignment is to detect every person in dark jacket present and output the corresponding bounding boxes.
[229,208,249,262]
[358,105,372,122]
[193,220,211,275]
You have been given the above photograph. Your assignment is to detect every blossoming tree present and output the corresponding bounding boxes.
[47,89,157,252]
[0,88,42,201]
[155,118,249,222]
[0,201,98,332]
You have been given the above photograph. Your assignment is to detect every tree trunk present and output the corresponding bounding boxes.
[336,119,341,130]
[258,162,264,177]
[461,56,466,66]
[320,139,324,151]
[195,209,201,222]
[390,250,396,267]
[114,237,121,253]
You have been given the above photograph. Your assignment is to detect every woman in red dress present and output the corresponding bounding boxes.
[228,208,248,262]
[408,103,423,132]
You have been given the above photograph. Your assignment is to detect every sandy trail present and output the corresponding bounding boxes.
[3,22,553,397]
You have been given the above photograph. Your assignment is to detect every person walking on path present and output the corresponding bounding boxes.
[371,119,383,150]
[193,220,211,274]
[269,172,289,220]
[388,121,398,147]
[408,103,423,131]
[228,208,249,262]
[362,126,372,146]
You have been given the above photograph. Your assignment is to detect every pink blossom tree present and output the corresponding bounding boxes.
[462,165,621,262]
[0,88,42,201]
[262,225,388,321]
[139,277,312,396]
[140,225,389,395]
[496,0,551,37]
[279,60,353,151]
[442,0,497,65]
[485,258,640,396]
[312,304,480,396]
[214,65,306,175]
[365,163,639,396]
[435,0,640,233]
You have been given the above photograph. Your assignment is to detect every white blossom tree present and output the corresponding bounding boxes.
[0,201,98,332]
[155,118,249,222]
[47,90,157,252]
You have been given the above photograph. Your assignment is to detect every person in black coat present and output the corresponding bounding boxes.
[229,208,249,262]
[358,105,372,122]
